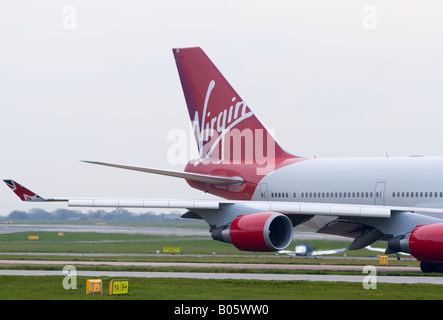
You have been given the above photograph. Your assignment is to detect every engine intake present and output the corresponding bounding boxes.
[211,212,293,252]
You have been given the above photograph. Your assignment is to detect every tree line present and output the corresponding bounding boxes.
[1,208,183,221]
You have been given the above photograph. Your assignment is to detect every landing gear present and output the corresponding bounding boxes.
[420,261,443,273]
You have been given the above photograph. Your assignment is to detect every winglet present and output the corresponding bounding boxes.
[3,180,46,202]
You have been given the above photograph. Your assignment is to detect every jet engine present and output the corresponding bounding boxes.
[388,222,443,271]
[211,212,293,252]
[408,223,443,262]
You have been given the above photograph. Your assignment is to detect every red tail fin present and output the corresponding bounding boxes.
[173,47,296,165]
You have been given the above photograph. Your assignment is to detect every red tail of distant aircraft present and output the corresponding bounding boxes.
[6,47,443,272]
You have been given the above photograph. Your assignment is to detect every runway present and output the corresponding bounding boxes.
[0,223,351,240]
[1,268,442,285]
[0,223,209,237]
[0,223,439,285]
[1,259,441,285]
[0,259,420,273]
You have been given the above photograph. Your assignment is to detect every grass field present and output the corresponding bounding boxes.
[0,220,440,300]
[0,227,378,256]
[1,275,443,300]
[0,272,431,302]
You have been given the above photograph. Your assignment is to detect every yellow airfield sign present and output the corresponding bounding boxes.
[109,279,129,296]
[162,246,182,254]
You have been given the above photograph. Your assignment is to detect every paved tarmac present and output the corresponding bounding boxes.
[0,223,209,236]
[0,268,442,285]
[0,223,351,240]
[0,259,420,273]
[1,259,441,285]
[2,223,439,285]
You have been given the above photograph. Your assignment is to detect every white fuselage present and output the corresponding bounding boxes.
[254,156,443,209]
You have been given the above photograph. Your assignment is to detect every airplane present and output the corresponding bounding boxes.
[5,46,443,273]
[278,243,346,257]
[365,245,410,256]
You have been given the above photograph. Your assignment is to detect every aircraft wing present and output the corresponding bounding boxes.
[7,179,443,219]
[7,179,443,253]
[278,246,346,256]
[365,245,386,253]
[365,245,410,256]
[311,248,346,256]
[3,179,394,218]
[7,179,443,220]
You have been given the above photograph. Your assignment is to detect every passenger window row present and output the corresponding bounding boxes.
[392,191,443,198]
[270,192,375,199]
[269,191,443,200]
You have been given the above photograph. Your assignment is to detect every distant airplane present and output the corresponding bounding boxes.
[278,243,346,257]
[365,245,409,256]
[5,47,443,273]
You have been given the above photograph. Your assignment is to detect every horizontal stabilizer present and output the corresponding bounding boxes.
[81,161,243,185]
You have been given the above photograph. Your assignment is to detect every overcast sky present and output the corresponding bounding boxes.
[1,1,443,215]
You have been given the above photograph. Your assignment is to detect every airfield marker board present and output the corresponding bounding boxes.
[162,246,181,254]
[109,279,129,296]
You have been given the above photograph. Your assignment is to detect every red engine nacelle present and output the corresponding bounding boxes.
[389,223,443,263]
[211,212,294,252]
[409,223,443,262]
